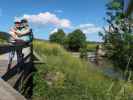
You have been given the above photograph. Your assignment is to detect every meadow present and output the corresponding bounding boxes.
[32,40,133,100]
[86,42,99,52]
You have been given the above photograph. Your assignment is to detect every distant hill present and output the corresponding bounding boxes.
[0,32,10,42]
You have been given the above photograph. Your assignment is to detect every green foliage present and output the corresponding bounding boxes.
[102,0,133,70]
[67,29,86,51]
[33,40,133,100]
[49,29,87,52]
[0,32,11,43]
[106,0,123,10]
[79,47,88,59]
[0,38,6,43]
[49,29,66,45]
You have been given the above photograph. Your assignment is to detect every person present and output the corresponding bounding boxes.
[8,19,21,71]
[15,19,33,44]
[9,19,21,43]
[9,19,33,45]
[8,19,33,71]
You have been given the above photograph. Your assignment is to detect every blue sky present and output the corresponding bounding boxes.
[0,0,108,41]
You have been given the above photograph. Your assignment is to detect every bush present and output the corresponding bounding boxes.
[79,48,88,59]
[67,29,86,51]
[49,29,65,45]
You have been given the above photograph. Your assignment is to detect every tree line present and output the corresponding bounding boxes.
[49,29,87,52]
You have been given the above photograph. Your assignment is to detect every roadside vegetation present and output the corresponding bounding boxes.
[101,0,133,71]
[33,40,133,100]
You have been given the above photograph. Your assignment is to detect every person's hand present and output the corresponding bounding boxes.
[15,31,22,36]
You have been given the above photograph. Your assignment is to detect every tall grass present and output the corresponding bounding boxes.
[33,40,133,100]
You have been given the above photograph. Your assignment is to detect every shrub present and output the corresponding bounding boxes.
[49,29,65,45]
[79,48,88,59]
[67,29,86,51]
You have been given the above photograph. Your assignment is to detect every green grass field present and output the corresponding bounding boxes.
[86,42,98,52]
[33,40,133,100]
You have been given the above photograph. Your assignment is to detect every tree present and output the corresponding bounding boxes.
[67,29,86,51]
[49,29,66,45]
[101,0,133,70]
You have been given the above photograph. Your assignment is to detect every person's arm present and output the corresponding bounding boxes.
[15,28,31,36]
[9,28,19,39]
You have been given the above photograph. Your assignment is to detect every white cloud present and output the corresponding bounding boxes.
[77,23,103,34]
[16,12,71,28]
[49,23,103,36]
[50,28,58,34]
